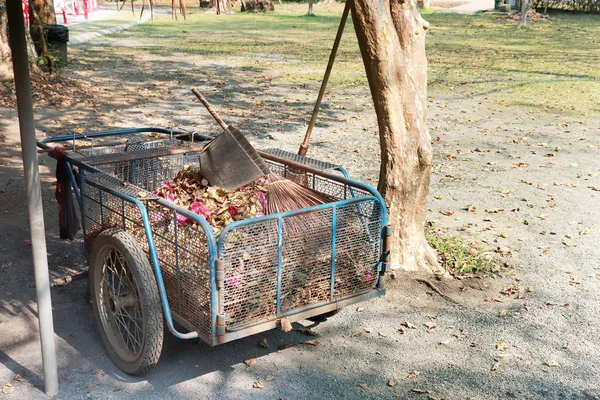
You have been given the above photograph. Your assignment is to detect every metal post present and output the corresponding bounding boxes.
[6,1,59,397]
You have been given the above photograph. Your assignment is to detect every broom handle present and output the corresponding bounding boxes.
[298,0,351,156]
[192,88,228,131]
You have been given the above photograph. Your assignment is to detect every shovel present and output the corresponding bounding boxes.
[191,89,270,191]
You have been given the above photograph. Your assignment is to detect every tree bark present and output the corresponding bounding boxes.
[30,0,56,25]
[1,0,39,79]
[351,0,445,275]
[308,0,314,15]
[417,0,431,8]
[518,0,529,26]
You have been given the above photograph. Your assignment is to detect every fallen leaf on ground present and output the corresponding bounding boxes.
[363,327,373,333]
[259,338,269,348]
[387,379,396,387]
[439,338,452,345]
[280,317,292,332]
[407,371,421,379]
[538,214,549,220]
[91,369,105,375]
[563,238,577,247]
[398,328,407,334]
[358,383,368,389]
[265,375,276,382]
[491,362,501,371]
[440,210,454,216]
[588,185,600,192]
[244,359,257,367]
[24,240,31,246]
[352,331,363,337]
[512,162,529,168]
[401,321,416,329]
[88,384,95,391]
[424,322,437,332]
[546,301,558,306]
[253,380,264,389]
[543,360,560,367]
[580,228,594,236]
[496,342,507,352]
[434,194,442,200]
[412,388,429,394]
[486,208,504,213]
[498,310,508,318]
[563,343,569,349]
[299,340,320,347]
[501,284,519,296]
[278,342,294,350]
[2,384,14,395]
[465,204,477,212]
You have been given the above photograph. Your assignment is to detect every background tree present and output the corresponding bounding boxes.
[351,0,446,275]
[30,0,55,25]
[308,0,314,15]
[1,0,38,79]
[519,0,530,26]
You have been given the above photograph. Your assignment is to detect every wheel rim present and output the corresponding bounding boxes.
[96,247,145,363]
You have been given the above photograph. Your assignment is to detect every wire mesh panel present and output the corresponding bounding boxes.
[220,199,382,329]
[220,220,279,327]
[81,173,213,339]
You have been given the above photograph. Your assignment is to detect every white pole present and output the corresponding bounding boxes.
[6,1,59,396]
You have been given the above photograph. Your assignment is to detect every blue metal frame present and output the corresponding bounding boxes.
[38,127,389,346]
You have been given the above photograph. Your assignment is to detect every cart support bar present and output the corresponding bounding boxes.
[7,1,59,396]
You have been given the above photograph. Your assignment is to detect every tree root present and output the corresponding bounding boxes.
[415,278,463,307]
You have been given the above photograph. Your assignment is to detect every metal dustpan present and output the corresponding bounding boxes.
[200,125,271,191]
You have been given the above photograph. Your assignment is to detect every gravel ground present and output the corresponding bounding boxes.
[1,28,599,400]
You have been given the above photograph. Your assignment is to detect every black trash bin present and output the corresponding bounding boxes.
[42,24,69,67]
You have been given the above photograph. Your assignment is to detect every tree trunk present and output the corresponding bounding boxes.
[417,0,431,8]
[518,0,529,26]
[30,0,56,25]
[351,0,445,275]
[308,0,313,15]
[1,0,39,79]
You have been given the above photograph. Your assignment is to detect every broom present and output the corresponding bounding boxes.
[192,89,328,214]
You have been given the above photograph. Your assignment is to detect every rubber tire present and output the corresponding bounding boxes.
[89,228,164,376]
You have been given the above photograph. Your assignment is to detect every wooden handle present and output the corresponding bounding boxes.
[191,88,228,130]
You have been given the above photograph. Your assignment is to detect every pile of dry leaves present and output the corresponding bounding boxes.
[152,166,268,236]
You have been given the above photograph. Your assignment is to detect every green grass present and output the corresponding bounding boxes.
[426,226,504,276]
[116,3,599,117]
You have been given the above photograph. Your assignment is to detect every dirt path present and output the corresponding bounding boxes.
[0,27,599,400]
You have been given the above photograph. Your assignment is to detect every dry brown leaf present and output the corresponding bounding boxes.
[91,368,105,375]
[407,371,421,379]
[496,342,507,351]
[538,214,549,220]
[580,228,594,236]
[401,321,416,329]
[465,204,477,212]
[434,194,442,200]
[253,380,264,389]
[412,388,429,394]
[299,340,320,347]
[398,328,407,334]
[88,384,95,391]
[588,185,600,192]
[259,338,269,348]
[498,310,508,318]
[543,360,560,367]
[512,162,529,168]
[278,342,295,350]
[440,210,454,216]
[387,379,396,387]
[244,359,257,367]
[358,383,368,389]
[280,317,292,332]
[424,322,437,332]
[2,384,14,395]
[491,362,501,371]
[485,208,504,213]
[265,375,276,382]
[363,327,373,333]
[352,331,363,337]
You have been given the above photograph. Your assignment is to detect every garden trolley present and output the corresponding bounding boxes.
[38,127,390,375]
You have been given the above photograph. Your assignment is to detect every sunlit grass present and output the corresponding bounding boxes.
[111,3,600,117]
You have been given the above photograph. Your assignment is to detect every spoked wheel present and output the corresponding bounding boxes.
[89,229,164,376]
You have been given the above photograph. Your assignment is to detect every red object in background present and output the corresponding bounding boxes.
[22,0,29,28]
